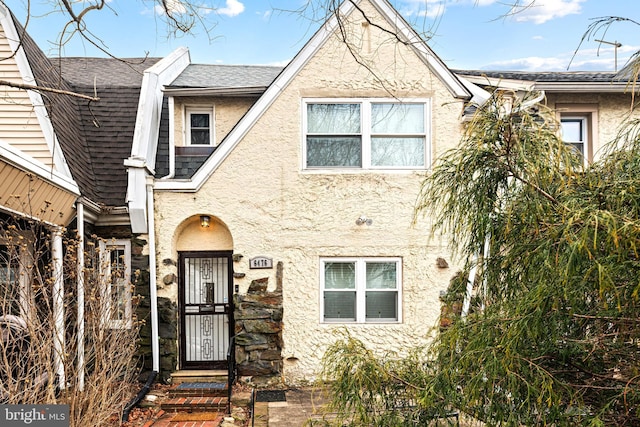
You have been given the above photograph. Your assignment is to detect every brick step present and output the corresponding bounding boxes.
[171,370,228,384]
[168,382,228,398]
[160,396,228,412]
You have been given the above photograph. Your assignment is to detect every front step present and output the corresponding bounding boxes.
[161,395,228,412]
[168,381,228,398]
[171,369,228,384]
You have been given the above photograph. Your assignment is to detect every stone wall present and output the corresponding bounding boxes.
[130,236,177,383]
[233,272,283,387]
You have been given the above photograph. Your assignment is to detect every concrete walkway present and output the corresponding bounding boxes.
[249,388,330,427]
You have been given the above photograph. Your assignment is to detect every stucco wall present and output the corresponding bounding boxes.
[547,92,640,160]
[173,96,257,146]
[154,0,466,383]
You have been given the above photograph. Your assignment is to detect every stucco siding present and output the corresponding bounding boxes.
[173,96,257,146]
[547,92,640,160]
[0,28,53,168]
[155,0,465,382]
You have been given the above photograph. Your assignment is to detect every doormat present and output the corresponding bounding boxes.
[172,412,221,421]
[255,389,287,402]
[176,382,226,389]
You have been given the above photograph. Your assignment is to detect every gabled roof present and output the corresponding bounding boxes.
[155,0,471,192]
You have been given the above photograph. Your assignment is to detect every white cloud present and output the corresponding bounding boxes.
[511,0,585,24]
[481,44,639,72]
[218,0,245,17]
[400,0,584,24]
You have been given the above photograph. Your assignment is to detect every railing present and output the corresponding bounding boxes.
[226,335,237,414]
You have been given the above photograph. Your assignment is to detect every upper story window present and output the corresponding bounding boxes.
[100,240,132,329]
[321,257,401,323]
[304,99,430,170]
[556,104,597,163]
[561,116,587,158]
[186,107,215,146]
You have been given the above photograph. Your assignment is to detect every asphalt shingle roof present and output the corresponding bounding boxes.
[56,57,161,207]
[454,70,620,83]
[168,64,283,88]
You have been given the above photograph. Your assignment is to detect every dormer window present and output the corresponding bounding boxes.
[186,107,214,146]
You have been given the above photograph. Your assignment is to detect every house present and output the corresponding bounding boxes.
[456,70,636,162]
[145,0,640,385]
[148,0,474,384]
[3,0,639,392]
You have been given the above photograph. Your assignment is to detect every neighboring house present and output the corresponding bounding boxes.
[0,1,183,391]
[456,70,637,162]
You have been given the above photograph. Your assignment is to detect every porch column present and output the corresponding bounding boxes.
[52,228,66,390]
[77,203,85,391]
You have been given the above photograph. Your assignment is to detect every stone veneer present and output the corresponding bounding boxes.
[233,263,284,386]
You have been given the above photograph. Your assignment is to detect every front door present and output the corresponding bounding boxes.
[179,251,233,369]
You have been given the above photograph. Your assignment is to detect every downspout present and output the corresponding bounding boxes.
[147,179,160,373]
[76,202,85,391]
[52,228,66,390]
[122,179,159,423]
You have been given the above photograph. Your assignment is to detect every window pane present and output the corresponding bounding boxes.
[0,245,20,316]
[366,262,397,289]
[371,137,425,167]
[307,104,360,134]
[191,113,210,128]
[110,248,126,321]
[324,291,356,320]
[307,137,362,167]
[191,129,210,145]
[324,262,355,289]
[371,103,424,133]
[366,291,397,320]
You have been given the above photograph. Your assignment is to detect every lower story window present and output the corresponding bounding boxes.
[0,245,20,316]
[100,240,132,329]
[321,257,401,323]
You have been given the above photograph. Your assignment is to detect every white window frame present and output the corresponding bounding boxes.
[556,104,598,163]
[185,106,215,146]
[302,98,431,171]
[320,257,402,324]
[0,231,34,319]
[560,115,588,160]
[99,240,132,329]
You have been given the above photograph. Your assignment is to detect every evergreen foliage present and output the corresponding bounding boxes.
[319,91,640,426]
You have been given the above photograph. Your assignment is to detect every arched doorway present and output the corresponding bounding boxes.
[175,215,233,370]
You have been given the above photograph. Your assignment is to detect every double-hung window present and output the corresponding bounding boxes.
[304,99,429,169]
[561,116,587,158]
[0,245,20,316]
[100,240,132,329]
[321,257,401,323]
[186,107,214,146]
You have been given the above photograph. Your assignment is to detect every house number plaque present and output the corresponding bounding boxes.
[250,256,273,269]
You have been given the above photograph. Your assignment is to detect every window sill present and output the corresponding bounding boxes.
[176,146,215,156]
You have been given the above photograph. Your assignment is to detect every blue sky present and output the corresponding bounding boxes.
[7,0,640,71]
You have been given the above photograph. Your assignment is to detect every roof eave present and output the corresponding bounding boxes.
[163,86,269,97]
[533,82,633,92]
